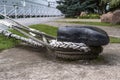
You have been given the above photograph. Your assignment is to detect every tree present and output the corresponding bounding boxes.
[110,0,120,10]
[101,0,120,11]
[99,0,108,14]
[57,0,100,17]
[57,0,81,17]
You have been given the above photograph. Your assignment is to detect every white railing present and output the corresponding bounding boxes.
[0,3,62,19]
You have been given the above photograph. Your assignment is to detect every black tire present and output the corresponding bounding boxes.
[53,46,103,60]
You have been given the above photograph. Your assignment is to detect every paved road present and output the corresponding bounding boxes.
[57,19,101,22]
[0,24,8,30]
[14,17,63,26]
[0,17,63,30]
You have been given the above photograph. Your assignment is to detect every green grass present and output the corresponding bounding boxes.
[110,37,120,43]
[0,24,58,51]
[9,29,26,37]
[0,35,20,51]
[58,21,120,27]
[0,24,120,51]
[29,24,58,37]
[10,24,58,37]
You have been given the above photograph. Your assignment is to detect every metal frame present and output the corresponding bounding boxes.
[0,0,62,19]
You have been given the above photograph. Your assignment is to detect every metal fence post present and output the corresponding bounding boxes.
[24,6,25,18]
[30,5,32,18]
[15,6,17,19]
[4,5,6,19]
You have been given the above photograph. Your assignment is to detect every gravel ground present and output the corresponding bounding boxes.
[0,44,120,80]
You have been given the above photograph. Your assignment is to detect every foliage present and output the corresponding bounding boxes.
[110,0,120,10]
[99,0,107,14]
[78,14,100,19]
[57,0,120,17]
[101,0,120,11]
[110,0,120,7]
[57,0,100,17]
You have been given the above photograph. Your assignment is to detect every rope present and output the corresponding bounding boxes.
[49,40,90,52]
[0,18,90,53]
[0,29,90,52]
[0,30,43,47]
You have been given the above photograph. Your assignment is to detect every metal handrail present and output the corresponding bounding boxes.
[0,4,62,18]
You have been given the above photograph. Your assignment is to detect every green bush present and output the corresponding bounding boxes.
[78,14,100,19]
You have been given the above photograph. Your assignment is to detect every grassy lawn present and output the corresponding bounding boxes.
[0,24,120,51]
[29,24,58,37]
[110,37,120,43]
[57,21,120,27]
[0,24,58,51]
[0,35,20,51]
